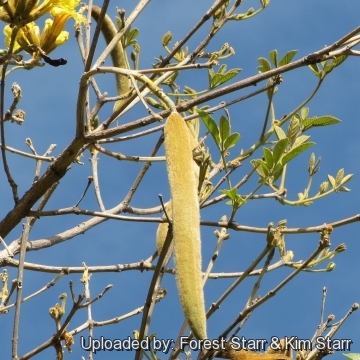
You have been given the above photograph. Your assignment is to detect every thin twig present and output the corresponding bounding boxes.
[0,28,20,204]
[320,287,327,325]
[0,137,165,258]
[158,194,171,223]
[158,0,230,70]
[0,235,13,257]
[3,255,289,278]
[259,81,276,142]
[84,0,110,71]
[1,269,68,313]
[94,143,165,162]
[129,74,162,120]
[80,284,112,308]
[29,181,59,229]
[12,218,31,359]
[219,238,329,339]
[3,212,360,264]
[0,143,55,161]
[90,152,105,211]
[99,82,276,145]
[248,248,275,308]
[74,176,94,207]
[85,42,355,142]
[231,247,276,337]
[18,295,85,360]
[84,0,94,58]
[138,62,211,74]
[307,303,359,360]
[136,227,173,360]
[122,134,165,207]
[95,0,230,127]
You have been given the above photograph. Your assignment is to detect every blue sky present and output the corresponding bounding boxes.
[1,1,360,359]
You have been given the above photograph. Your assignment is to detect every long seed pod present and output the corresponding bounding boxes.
[156,158,199,254]
[157,122,199,254]
[164,112,207,340]
[91,6,130,113]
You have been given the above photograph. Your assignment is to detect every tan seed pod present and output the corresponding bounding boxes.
[156,165,198,254]
[91,6,130,113]
[164,112,207,340]
[156,120,199,254]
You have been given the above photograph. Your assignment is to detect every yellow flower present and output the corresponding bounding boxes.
[40,13,70,53]
[0,0,86,26]
[4,18,69,55]
[29,0,85,24]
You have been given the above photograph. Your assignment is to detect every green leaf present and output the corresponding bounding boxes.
[208,68,215,87]
[274,125,287,140]
[269,49,278,67]
[257,57,271,72]
[324,55,348,74]
[161,71,178,85]
[328,174,336,189]
[273,162,284,174]
[251,159,267,178]
[281,142,315,166]
[126,28,139,46]
[220,187,237,200]
[223,190,246,207]
[258,159,269,175]
[293,113,301,122]
[197,109,220,147]
[335,168,344,186]
[319,70,326,80]
[302,116,341,131]
[223,132,240,150]
[228,13,247,21]
[308,152,315,174]
[343,354,360,360]
[287,116,300,143]
[218,64,227,74]
[128,28,139,44]
[210,68,241,88]
[272,168,283,182]
[291,135,310,149]
[184,86,197,96]
[144,97,164,109]
[263,147,274,169]
[199,105,210,111]
[273,138,288,164]
[300,107,309,119]
[219,115,230,142]
[308,63,320,77]
[279,50,297,66]
[338,186,351,192]
[340,173,353,186]
[162,31,172,47]
[233,193,246,206]
[319,181,329,194]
